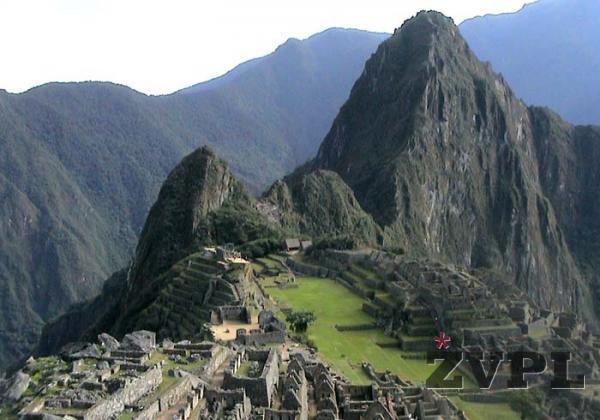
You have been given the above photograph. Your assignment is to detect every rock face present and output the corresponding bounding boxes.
[263,169,381,245]
[0,370,30,401]
[128,146,254,288]
[97,333,120,351]
[273,11,599,319]
[120,331,156,352]
[69,343,101,360]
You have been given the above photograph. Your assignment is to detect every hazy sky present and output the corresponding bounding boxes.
[0,0,536,95]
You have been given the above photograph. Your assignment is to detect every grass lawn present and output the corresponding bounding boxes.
[269,276,437,384]
[269,276,518,417]
[257,257,284,270]
[267,254,288,264]
[449,397,520,420]
[251,262,265,272]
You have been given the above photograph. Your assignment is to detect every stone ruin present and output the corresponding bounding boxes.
[211,305,252,325]
[236,310,286,346]
[15,331,225,420]
[264,350,463,420]
[10,320,469,420]
[285,248,600,393]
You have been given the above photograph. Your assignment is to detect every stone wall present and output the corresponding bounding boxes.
[239,329,285,346]
[223,349,279,407]
[334,324,377,331]
[372,296,394,313]
[362,277,382,290]
[159,377,192,411]
[286,258,330,278]
[200,345,230,381]
[134,400,159,420]
[212,306,251,324]
[205,388,246,408]
[84,365,162,420]
[336,277,373,300]
[362,303,379,318]
[265,408,302,419]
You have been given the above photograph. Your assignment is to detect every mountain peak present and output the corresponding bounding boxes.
[309,10,586,316]
[129,146,251,287]
[314,11,492,174]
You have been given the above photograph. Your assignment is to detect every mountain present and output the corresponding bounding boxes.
[0,28,387,371]
[38,147,282,353]
[39,11,600,358]
[459,0,600,125]
[273,11,600,320]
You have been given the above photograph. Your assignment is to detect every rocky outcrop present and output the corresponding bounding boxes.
[120,330,156,352]
[97,333,120,351]
[263,169,380,245]
[0,370,30,401]
[37,147,282,355]
[129,146,256,288]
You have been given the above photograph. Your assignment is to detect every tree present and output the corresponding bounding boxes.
[286,311,316,333]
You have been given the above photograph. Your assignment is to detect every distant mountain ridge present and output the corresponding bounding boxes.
[459,0,600,125]
[0,28,387,371]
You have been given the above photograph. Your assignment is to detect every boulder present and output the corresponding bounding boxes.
[59,342,89,358]
[96,361,110,370]
[60,388,102,404]
[97,333,120,351]
[120,330,156,352]
[162,338,174,349]
[1,370,30,401]
[70,344,101,359]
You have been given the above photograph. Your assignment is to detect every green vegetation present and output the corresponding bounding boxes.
[286,310,316,333]
[449,397,520,420]
[269,275,519,418]
[269,276,436,384]
[257,257,284,270]
[240,238,282,259]
[237,361,263,378]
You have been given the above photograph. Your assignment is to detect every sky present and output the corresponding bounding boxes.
[0,0,537,95]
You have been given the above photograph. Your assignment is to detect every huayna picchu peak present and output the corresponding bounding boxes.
[3,7,600,420]
[281,10,598,320]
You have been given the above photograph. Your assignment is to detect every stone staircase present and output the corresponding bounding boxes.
[398,305,436,351]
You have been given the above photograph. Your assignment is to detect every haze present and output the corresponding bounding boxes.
[0,0,536,95]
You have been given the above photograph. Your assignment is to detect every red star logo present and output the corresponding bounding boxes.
[433,331,451,349]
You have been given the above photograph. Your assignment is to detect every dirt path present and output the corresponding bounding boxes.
[211,318,260,341]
